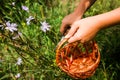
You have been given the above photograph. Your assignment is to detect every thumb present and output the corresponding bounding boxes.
[60,23,66,34]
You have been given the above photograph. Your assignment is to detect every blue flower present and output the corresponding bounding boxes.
[16,57,22,65]
[26,16,34,25]
[40,21,51,32]
[22,5,29,12]
[15,73,21,78]
[12,2,15,6]
[5,21,18,32]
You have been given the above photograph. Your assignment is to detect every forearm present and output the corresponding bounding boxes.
[96,7,120,29]
[74,0,97,17]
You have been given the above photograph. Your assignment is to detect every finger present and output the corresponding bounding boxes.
[60,23,67,34]
[65,23,79,39]
[68,29,82,43]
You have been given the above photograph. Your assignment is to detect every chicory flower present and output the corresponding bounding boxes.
[22,5,29,12]
[16,57,22,65]
[15,73,21,78]
[26,16,34,25]
[40,21,51,32]
[5,21,18,32]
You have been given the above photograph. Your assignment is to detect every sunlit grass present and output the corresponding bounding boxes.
[0,0,120,80]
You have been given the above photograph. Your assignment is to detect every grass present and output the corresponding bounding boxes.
[0,0,120,80]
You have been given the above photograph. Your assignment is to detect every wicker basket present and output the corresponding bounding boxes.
[56,38,100,79]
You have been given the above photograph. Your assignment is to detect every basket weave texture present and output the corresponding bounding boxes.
[56,38,100,79]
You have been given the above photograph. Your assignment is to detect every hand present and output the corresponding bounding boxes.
[65,16,102,43]
[60,12,82,35]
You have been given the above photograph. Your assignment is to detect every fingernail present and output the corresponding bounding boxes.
[65,34,71,38]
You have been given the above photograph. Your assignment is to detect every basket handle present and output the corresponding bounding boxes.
[56,38,69,50]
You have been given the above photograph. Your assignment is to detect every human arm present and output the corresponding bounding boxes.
[65,7,120,43]
[60,0,97,35]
